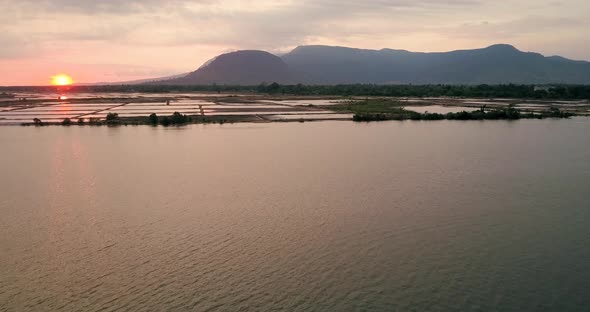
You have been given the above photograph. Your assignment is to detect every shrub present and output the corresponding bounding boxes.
[105,112,120,125]
[148,113,158,125]
[170,112,188,124]
[88,117,101,125]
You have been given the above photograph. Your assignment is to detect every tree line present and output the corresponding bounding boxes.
[352,107,574,122]
[3,84,590,99]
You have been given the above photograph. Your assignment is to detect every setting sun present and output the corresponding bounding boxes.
[51,74,73,86]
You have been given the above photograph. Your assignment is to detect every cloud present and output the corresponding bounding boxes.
[3,0,581,51]
[0,37,37,59]
[0,0,199,14]
[1,0,589,84]
[450,16,589,39]
[98,0,484,48]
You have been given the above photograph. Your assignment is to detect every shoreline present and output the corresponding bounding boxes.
[1,93,588,126]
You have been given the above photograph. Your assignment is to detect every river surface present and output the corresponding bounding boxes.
[1,119,590,311]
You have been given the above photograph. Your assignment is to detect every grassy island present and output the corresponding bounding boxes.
[23,112,244,127]
[324,99,575,122]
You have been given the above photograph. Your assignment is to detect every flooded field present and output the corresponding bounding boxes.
[1,92,589,125]
[270,99,347,106]
[401,98,590,113]
[0,93,352,125]
[404,105,478,114]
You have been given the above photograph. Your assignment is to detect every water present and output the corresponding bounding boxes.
[0,98,344,124]
[1,119,590,311]
[405,105,478,114]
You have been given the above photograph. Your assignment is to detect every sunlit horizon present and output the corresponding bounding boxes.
[50,74,73,86]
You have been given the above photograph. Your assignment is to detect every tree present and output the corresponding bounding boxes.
[267,82,281,93]
[33,118,43,126]
[77,118,85,125]
[61,118,72,126]
[106,112,119,121]
[106,112,120,124]
[160,116,170,126]
[170,112,188,124]
[148,113,158,125]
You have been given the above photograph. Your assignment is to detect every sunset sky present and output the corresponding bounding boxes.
[1,0,589,85]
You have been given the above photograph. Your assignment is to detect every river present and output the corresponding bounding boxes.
[1,119,589,311]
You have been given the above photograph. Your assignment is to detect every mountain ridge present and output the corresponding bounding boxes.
[155,44,590,85]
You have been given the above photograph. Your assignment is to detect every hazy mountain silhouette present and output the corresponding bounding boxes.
[163,50,294,85]
[76,73,189,86]
[160,44,590,85]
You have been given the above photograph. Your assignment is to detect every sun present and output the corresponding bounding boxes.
[51,74,74,86]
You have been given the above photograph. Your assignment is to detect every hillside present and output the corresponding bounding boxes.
[163,50,294,85]
[282,44,590,84]
[158,44,590,85]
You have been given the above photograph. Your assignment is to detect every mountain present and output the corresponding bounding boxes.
[159,44,590,85]
[163,50,294,85]
[282,44,590,84]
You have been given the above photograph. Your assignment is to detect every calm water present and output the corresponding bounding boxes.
[404,105,477,114]
[1,119,590,311]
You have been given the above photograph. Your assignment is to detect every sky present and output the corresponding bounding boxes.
[1,0,589,85]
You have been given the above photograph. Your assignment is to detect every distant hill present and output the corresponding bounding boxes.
[162,50,294,85]
[155,44,590,85]
[282,44,590,84]
[76,73,189,86]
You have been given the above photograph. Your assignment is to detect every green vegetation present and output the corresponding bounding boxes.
[3,84,590,99]
[88,118,101,125]
[257,84,590,99]
[328,99,575,122]
[160,112,191,127]
[148,112,190,126]
[105,112,120,124]
[33,118,43,126]
[19,111,241,126]
[170,112,189,124]
[329,99,407,114]
[148,113,158,125]
[160,116,170,126]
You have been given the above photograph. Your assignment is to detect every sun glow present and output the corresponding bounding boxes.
[51,74,73,86]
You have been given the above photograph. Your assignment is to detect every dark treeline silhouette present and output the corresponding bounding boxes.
[31,112,234,127]
[2,84,590,99]
[158,112,190,126]
[255,84,590,99]
[105,112,120,125]
[353,107,574,122]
